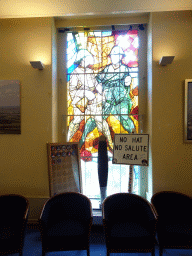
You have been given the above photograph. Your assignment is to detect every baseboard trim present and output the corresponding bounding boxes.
[27,219,39,229]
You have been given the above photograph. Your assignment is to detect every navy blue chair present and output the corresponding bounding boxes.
[102,193,158,256]
[39,192,92,256]
[151,191,192,256]
[0,194,29,256]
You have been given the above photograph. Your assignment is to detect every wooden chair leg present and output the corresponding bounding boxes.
[87,247,90,256]
[19,245,24,256]
[159,246,163,256]
[151,247,155,256]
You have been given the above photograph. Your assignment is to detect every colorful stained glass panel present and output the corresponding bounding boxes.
[66,29,139,161]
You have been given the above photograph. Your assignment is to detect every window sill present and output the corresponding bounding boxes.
[93,209,102,216]
[93,209,103,225]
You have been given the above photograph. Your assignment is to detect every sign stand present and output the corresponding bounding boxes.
[128,129,134,193]
[128,165,134,193]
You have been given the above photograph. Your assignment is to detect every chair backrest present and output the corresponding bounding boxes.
[103,193,156,224]
[40,192,92,227]
[151,191,192,221]
[0,194,29,222]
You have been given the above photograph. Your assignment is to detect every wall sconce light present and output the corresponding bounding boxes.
[30,61,44,70]
[159,56,175,66]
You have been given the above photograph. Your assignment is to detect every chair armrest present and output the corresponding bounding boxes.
[150,203,158,220]
[23,202,30,220]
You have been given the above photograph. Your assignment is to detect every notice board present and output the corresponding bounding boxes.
[113,134,149,166]
[47,142,82,197]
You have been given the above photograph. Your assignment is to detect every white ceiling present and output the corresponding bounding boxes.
[0,0,191,19]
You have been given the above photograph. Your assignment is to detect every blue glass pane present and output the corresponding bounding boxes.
[102,31,112,37]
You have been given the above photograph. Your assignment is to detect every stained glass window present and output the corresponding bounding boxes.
[66,28,139,206]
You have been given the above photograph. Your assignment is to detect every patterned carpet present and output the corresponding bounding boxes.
[7,225,192,256]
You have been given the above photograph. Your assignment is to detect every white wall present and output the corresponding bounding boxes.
[0,0,191,19]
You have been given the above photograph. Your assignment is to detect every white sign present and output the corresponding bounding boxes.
[113,134,149,166]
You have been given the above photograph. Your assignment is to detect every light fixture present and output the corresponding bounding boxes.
[30,61,44,70]
[159,56,175,66]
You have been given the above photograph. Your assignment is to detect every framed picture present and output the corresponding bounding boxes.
[184,79,192,142]
[0,80,21,134]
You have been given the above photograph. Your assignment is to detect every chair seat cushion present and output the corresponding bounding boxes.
[46,220,86,237]
[0,226,22,254]
[111,222,151,237]
[107,236,155,250]
[108,222,155,250]
[157,223,192,247]
[0,225,22,240]
[0,226,14,240]
[164,223,192,234]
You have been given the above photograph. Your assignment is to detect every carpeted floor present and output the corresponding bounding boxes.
[7,225,192,256]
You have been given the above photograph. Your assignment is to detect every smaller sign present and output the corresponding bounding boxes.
[113,134,149,166]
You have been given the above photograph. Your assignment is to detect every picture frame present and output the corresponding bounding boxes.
[184,79,192,142]
[0,80,21,134]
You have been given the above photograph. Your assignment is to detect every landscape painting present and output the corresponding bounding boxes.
[0,80,21,134]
